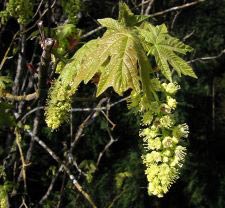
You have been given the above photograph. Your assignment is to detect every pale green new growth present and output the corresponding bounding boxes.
[130,80,188,197]
[0,0,33,24]
[46,3,154,129]
[45,2,196,198]
[90,30,142,96]
[60,0,81,24]
[137,23,197,81]
[45,40,98,129]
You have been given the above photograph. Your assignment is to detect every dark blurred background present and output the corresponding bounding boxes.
[1,0,225,207]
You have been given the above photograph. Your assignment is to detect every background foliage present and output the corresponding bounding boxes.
[0,0,225,207]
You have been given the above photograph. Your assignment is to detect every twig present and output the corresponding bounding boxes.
[26,131,97,208]
[15,128,28,192]
[19,96,128,121]
[20,106,44,121]
[17,28,54,187]
[32,0,45,19]
[13,25,26,95]
[0,91,37,101]
[55,99,113,197]
[71,107,109,112]
[149,0,204,18]
[67,152,87,177]
[80,26,104,39]
[141,0,145,15]
[136,0,153,8]
[39,153,87,205]
[20,71,29,95]
[109,96,129,107]
[0,31,19,71]
[19,197,28,208]
[57,170,66,208]
[188,49,225,63]
[170,0,186,29]
[96,128,118,167]
[66,98,110,180]
[39,166,62,204]
[106,189,126,208]
[37,36,54,100]
[171,11,181,30]
[97,99,118,167]
[22,0,57,35]
[71,96,129,112]
[182,30,195,41]
[144,0,155,15]
[100,110,116,130]
[71,98,108,148]
[80,1,203,40]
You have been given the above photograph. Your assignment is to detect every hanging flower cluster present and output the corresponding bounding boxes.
[129,81,189,197]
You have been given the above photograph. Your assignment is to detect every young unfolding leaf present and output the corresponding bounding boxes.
[118,2,149,27]
[97,18,124,31]
[137,23,197,81]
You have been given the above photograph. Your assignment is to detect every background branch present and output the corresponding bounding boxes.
[26,131,97,208]
[150,0,204,18]
[188,49,225,63]
[0,91,37,101]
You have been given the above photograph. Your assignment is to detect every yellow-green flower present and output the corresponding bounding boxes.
[162,82,180,94]
[147,137,162,150]
[173,124,189,139]
[160,115,174,128]
[167,96,177,109]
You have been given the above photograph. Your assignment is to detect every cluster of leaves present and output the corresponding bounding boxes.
[52,24,80,57]
[0,0,33,25]
[60,0,81,24]
[46,2,196,197]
